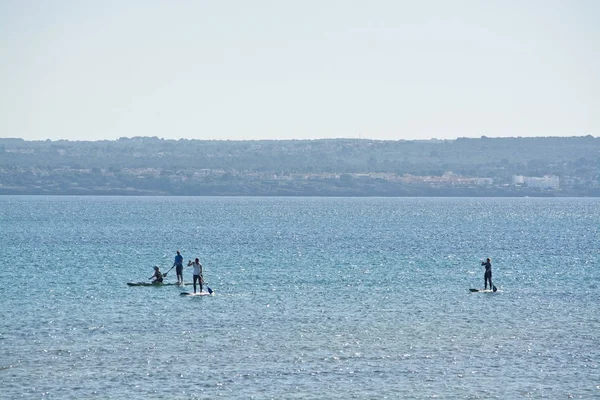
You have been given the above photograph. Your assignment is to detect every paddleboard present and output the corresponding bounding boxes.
[469,286,498,293]
[180,291,213,296]
[127,282,188,287]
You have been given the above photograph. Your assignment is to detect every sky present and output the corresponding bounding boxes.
[0,0,598,141]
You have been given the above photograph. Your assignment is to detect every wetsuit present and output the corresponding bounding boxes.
[482,260,492,290]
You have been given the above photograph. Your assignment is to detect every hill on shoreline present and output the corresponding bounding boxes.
[1,136,599,196]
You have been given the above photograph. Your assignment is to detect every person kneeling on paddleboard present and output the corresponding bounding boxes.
[150,266,164,284]
[190,258,203,293]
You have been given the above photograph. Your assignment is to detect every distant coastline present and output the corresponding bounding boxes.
[1,136,598,197]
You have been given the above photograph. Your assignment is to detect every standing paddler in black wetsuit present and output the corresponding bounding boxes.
[481,257,494,291]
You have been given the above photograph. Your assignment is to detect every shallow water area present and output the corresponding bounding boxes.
[1,196,598,399]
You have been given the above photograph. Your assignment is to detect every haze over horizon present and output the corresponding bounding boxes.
[1,0,598,142]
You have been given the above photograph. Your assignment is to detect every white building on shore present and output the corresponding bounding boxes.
[512,175,560,190]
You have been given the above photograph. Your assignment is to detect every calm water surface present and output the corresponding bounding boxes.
[0,196,598,399]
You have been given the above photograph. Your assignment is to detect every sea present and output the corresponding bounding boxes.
[0,196,598,399]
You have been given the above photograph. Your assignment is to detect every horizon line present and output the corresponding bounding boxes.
[0,134,596,143]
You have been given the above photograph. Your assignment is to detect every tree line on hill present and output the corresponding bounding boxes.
[0,136,599,196]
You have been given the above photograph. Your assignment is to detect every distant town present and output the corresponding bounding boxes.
[0,136,598,196]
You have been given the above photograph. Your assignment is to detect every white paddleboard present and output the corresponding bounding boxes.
[180,291,213,296]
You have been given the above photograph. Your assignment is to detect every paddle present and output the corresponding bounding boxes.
[162,265,175,277]
[198,268,213,294]
[197,275,213,294]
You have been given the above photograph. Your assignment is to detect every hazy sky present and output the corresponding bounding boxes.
[1,0,598,141]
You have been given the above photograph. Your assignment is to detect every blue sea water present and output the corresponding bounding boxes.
[0,196,598,399]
